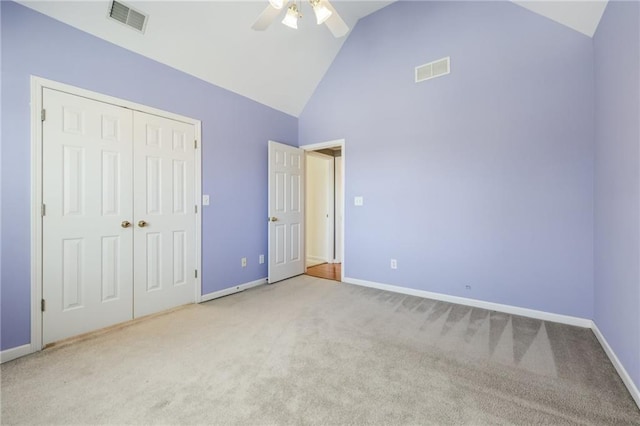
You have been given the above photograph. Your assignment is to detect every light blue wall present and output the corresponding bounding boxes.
[0,1,297,350]
[594,0,640,396]
[300,1,595,318]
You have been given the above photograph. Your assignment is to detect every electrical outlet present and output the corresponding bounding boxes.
[241,257,247,267]
[390,259,397,269]
[354,196,364,206]
[259,254,265,264]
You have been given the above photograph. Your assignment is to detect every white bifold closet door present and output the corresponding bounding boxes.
[42,89,196,345]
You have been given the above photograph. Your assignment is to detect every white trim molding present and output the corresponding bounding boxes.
[592,323,640,408]
[342,276,640,409]
[342,277,593,328]
[199,278,267,303]
[306,256,328,267]
[299,139,345,152]
[30,76,44,354]
[1,344,32,364]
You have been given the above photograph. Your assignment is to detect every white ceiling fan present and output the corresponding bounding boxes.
[252,0,349,38]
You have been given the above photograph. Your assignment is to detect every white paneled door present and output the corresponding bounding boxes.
[42,88,197,345]
[42,89,135,344]
[133,111,196,318]
[268,141,305,283]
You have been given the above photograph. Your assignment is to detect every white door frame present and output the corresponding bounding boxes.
[30,76,202,353]
[300,139,345,282]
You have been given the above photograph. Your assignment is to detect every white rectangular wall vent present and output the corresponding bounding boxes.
[108,1,148,33]
[415,57,450,83]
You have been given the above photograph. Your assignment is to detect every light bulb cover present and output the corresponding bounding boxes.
[269,0,284,9]
[312,2,332,25]
[282,5,299,29]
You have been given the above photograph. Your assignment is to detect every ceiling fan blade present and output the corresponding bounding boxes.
[323,0,349,38]
[251,4,281,31]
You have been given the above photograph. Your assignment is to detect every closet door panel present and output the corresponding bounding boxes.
[133,112,196,317]
[42,88,134,345]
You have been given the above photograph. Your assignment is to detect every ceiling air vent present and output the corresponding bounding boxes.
[108,1,148,33]
[415,57,450,83]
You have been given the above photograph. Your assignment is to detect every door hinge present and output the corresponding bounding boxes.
[195,269,198,278]
[41,299,46,312]
[41,204,46,217]
[41,109,46,122]
[195,205,198,214]
[194,139,197,149]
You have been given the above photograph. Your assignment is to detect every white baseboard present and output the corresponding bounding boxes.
[3,276,637,410]
[199,278,267,303]
[2,279,267,363]
[342,277,592,328]
[591,322,640,409]
[1,344,33,364]
[342,277,640,409]
[306,256,327,267]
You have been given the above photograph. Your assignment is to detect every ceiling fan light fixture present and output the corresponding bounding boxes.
[311,1,332,25]
[282,4,299,29]
[269,0,285,9]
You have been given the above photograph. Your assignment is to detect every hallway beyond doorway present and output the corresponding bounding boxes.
[305,263,341,281]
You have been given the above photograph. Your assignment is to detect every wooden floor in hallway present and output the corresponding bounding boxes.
[305,263,341,281]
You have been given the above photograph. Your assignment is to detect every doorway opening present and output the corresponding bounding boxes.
[303,142,344,282]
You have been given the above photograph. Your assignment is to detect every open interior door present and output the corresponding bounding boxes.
[268,141,305,283]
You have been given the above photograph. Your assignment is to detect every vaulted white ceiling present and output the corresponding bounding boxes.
[514,0,608,37]
[18,1,608,117]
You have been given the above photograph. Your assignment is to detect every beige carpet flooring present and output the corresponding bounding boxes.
[2,275,639,425]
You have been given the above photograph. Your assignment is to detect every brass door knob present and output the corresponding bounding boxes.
[269,217,278,222]
[121,221,131,228]
[138,220,148,228]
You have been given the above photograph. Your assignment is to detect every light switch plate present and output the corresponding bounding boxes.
[354,196,364,206]
[202,195,210,206]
